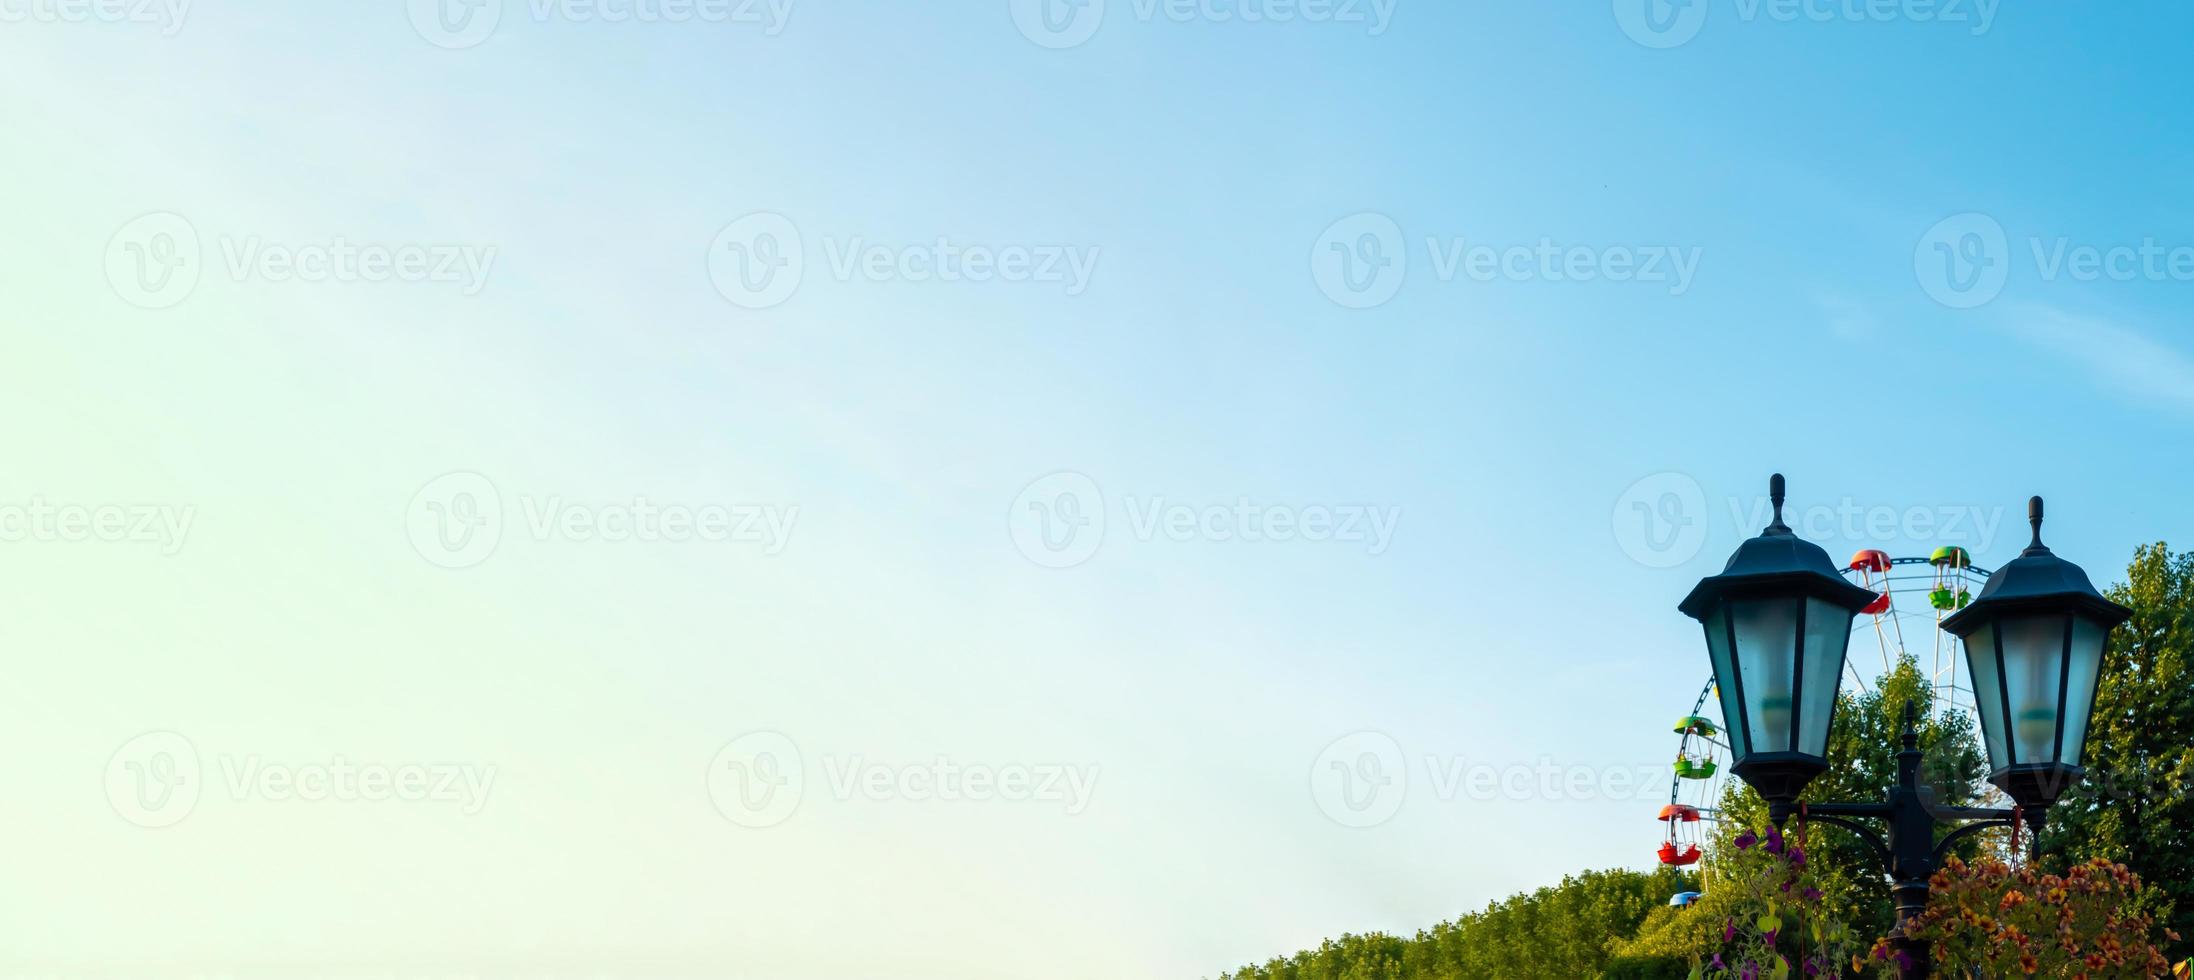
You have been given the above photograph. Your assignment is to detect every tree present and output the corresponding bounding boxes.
[1211,867,1694,980]
[1602,901,1721,980]
[2038,542,2194,962]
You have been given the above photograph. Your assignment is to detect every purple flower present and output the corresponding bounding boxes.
[1802,887,1822,902]
[1734,831,1757,850]
[1765,826,1785,854]
[1723,918,1736,942]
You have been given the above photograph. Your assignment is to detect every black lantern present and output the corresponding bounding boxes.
[1679,474,1880,806]
[1939,497,2130,810]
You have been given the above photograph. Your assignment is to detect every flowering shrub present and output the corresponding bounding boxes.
[1887,855,2175,977]
[1694,824,1866,980]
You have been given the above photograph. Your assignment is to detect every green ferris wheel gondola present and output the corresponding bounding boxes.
[1673,715,1718,737]
[1673,755,1718,779]
[1927,546,1977,608]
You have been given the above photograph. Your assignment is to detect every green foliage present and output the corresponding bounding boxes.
[2038,542,2194,962]
[1707,655,1989,940]
[1604,902,1722,978]
[1694,823,1867,979]
[1221,934,1410,980]
[1211,867,1694,980]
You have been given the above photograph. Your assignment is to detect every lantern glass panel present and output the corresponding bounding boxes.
[2059,615,2107,765]
[1730,597,1801,755]
[2001,614,2068,766]
[1796,597,1852,756]
[1704,605,1749,759]
[1963,621,2009,771]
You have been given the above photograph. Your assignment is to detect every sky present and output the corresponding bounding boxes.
[6,1,2194,978]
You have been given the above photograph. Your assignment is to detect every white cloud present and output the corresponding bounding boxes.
[1998,303,2194,415]
[1818,292,1878,341]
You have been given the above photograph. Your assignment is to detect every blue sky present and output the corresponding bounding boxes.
[6,2,2194,977]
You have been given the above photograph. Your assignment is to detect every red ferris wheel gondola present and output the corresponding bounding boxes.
[1657,803,1703,866]
[1850,550,1893,615]
[1656,841,1702,866]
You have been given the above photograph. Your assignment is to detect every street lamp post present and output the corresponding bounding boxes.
[1679,476,2130,980]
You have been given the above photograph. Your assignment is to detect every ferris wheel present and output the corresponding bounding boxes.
[1656,546,1995,896]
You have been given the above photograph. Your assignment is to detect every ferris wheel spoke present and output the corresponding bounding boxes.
[1844,662,1873,694]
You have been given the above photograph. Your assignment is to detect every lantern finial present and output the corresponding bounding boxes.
[1767,473,1790,534]
[2025,495,2050,556]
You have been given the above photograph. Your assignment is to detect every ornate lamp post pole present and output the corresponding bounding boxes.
[1679,476,2129,980]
